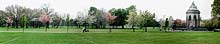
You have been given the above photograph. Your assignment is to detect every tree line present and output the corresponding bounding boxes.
[0,4,64,29]
[0,4,159,32]
[202,0,220,30]
[74,5,159,30]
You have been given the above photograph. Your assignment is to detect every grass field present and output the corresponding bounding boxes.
[0,27,220,44]
[0,27,160,33]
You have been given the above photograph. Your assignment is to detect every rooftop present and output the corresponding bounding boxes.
[186,2,200,14]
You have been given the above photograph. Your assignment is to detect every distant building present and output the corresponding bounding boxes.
[186,2,201,29]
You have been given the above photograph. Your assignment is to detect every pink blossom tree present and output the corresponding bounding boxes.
[105,13,117,32]
[39,12,51,32]
[4,16,13,31]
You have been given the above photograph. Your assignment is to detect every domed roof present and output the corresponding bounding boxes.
[186,2,200,14]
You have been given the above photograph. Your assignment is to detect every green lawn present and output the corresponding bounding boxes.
[0,27,160,33]
[0,27,220,44]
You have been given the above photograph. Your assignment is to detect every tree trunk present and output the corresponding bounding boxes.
[45,24,47,32]
[109,26,112,32]
[16,22,18,28]
[96,24,98,29]
[145,27,147,32]
[164,26,167,32]
[122,25,124,29]
[67,25,68,32]
[7,26,9,31]
[132,25,135,32]
[85,24,87,31]
[26,23,28,28]
[7,24,9,31]
[0,23,1,27]
[78,25,80,28]
[23,27,24,32]
[23,23,25,32]
[56,25,59,28]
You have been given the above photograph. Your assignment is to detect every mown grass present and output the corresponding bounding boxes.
[0,27,160,33]
[0,27,219,44]
[0,32,220,44]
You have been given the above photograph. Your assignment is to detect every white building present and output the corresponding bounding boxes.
[186,2,201,29]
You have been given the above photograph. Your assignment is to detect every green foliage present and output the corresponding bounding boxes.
[21,15,27,32]
[88,7,98,25]
[126,5,137,32]
[0,16,4,24]
[211,0,220,17]
[88,7,108,28]
[66,14,70,26]
[127,10,157,29]
[126,5,136,11]
[66,14,70,32]
[109,8,129,28]
[211,0,220,28]
[127,11,137,25]
[0,11,6,25]
[202,19,213,27]
[108,8,116,13]
[139,10,156,28]
[133,15,144,28]
[89,6,98,16]
[21,15,27,27]
[127,5,137,26]
[212,19,220,27]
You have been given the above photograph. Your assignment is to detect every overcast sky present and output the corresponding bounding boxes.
[0,0,214,20]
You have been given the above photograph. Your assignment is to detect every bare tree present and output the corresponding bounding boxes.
[5,5,26,28]
[51,12,61,28]
[41,4,54,15]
